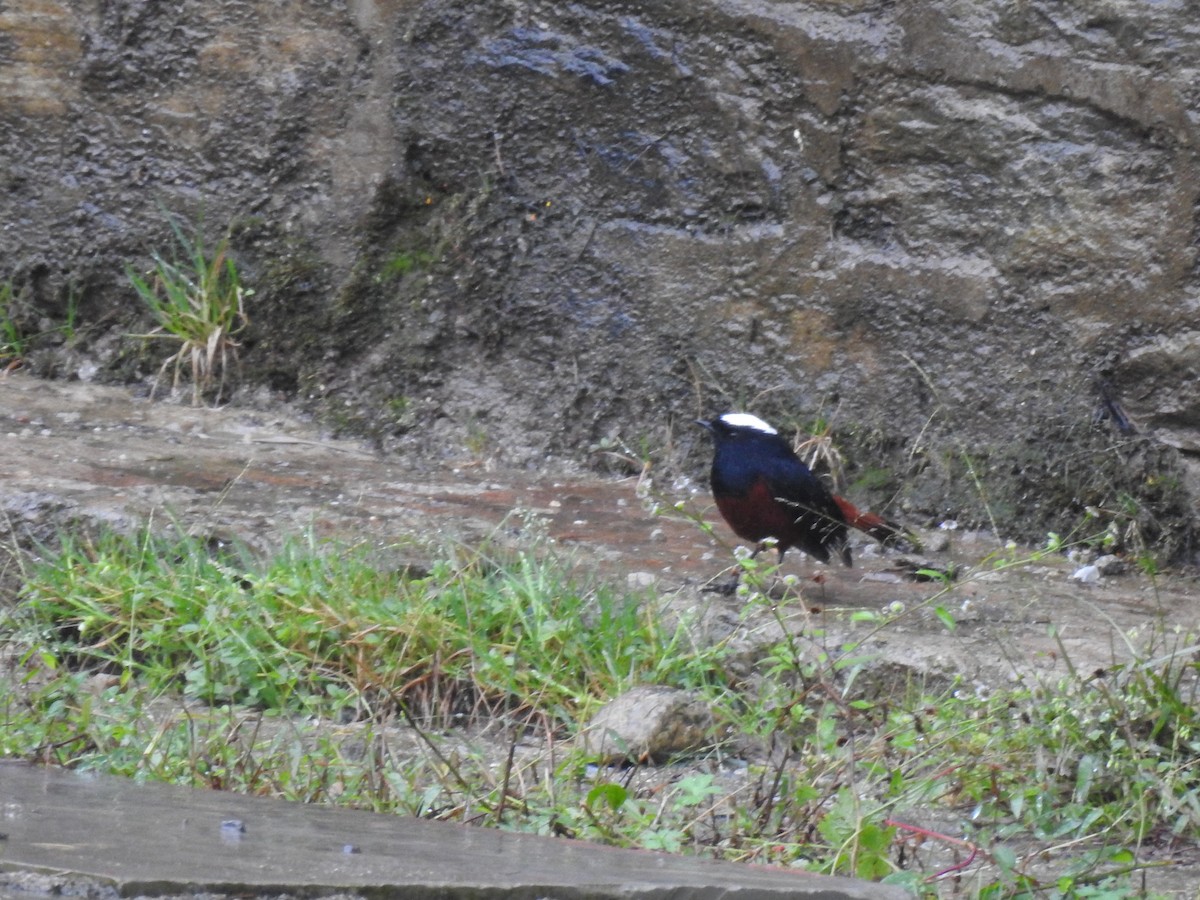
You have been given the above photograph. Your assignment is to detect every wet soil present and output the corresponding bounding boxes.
[3,372,1200,892]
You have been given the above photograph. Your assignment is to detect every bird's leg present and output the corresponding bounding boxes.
[701,544,767,595]
[700,565,742,595]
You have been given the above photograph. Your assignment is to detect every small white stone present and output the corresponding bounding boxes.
[627,571,657,588]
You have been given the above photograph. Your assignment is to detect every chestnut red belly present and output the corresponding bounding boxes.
[714,480,801,547]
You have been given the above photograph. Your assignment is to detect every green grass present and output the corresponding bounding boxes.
[379,249,436,281]
[2,524,1196,897]
[127,216,250,405]
[9,527,727,727]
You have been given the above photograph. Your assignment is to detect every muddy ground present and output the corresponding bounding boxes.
[3,372,1200,893]
[3,371,1192,685]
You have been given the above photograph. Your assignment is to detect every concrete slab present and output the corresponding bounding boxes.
[0,762,908,899]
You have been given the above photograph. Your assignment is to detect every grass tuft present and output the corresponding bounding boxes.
[12,526,727,728]
[127,216,250,405]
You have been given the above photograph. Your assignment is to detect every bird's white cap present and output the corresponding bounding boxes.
[719,413,778,434]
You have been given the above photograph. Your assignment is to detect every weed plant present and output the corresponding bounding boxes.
[0,280,24,364]
[0,280,79,367]
[127,217,250,405]
[3,523,1198,897]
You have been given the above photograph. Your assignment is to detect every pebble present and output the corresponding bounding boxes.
[627,571,657,588]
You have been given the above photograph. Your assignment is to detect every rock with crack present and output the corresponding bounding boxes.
[578,686,714,765]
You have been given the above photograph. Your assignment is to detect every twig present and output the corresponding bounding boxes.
[884,818,981,881]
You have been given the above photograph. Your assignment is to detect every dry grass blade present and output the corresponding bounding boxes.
[793,424,847,489]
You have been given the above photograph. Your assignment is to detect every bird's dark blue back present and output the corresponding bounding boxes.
[710,431,828,505]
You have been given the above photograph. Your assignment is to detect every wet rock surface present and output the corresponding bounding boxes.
[0,761,906,900]
[4,1,1200,558]
[0,374,716,574]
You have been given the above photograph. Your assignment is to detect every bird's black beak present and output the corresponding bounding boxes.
[695,418,715,432]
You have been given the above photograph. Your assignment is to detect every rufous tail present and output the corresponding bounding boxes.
[832,495,920,551]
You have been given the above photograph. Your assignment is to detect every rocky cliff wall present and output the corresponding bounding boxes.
[4,0,1199,558]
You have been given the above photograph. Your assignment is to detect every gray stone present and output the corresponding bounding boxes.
[0,762,905,900]
[579,686,714,764]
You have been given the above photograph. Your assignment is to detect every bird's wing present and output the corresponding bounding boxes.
[758,453,844,524]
